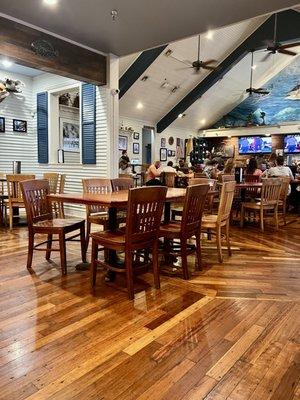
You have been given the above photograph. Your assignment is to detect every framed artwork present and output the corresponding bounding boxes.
[161,137,166,148]
[133,142,140,154]
[167,150,172,157]
[60,118,80,152]
[0,117,5,133]
[160,148,167,161]
[13,119,27,133]
[118,135,128,151]
[133,132,139,140]
[168,136,174,145]
[172,151,176,156]
[176,138,184,158]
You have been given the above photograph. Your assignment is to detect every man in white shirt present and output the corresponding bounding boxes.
[262,155,294,180]
[162,161,177,173]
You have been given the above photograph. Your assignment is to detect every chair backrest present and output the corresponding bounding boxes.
[217,180,236,223]
[279,177,290,201]
[58,174,66,194]
[220,174,235,183]
[181,184,210,237]
[82,178,112,214]
[111,178,134,192]
[125,186,167,245]
[161,172,176,187]
[261,178,282,205]
[43,173,59,194]
[6,174,36,202]
[20,179,52,226]
[189,178,217,190]
[194,172,207,178]
[0,173,5,196]
[245,174,260,182]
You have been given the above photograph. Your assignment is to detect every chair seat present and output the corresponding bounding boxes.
[33,218,85,232]
[242,201,276,210]
[90,230,126,249]
[159,221,181,238]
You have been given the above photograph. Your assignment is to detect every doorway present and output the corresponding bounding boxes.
[142,126,154,165]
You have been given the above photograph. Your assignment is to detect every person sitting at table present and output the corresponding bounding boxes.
[119,150,130,174]
[262,155,294,180]
[204,159,219,179]
[145,161,162,186]
[246,157,263,178]
[162,161,177,173]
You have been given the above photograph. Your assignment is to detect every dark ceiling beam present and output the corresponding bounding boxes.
[119,44,168,98]
[157,9,300,133]
[0,16,106,85]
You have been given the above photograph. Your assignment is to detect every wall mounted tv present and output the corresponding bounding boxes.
[238,136,272,154]
[284,134,300,153]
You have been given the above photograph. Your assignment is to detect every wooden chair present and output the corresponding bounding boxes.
[159,184,209,279]
[43,173,59,194]
[245,174,260,182]
[219,174,235,183]
[278,177,290,226]
[245,174,260,199]
[240,178,282,232]
[189,178,217,190]
[82,178,112,251]
[161,172,176,187]
[43,173,65,218]
[0,173,7,226]
[90,186,167,299]
[194,172,207,178]
[5,174,36,229]
[202,181,236,263]
[111,178,134,192]
[20,179,86,275]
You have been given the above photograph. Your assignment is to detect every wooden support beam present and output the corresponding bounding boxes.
[156,9,300,133]
[0,16,106,85]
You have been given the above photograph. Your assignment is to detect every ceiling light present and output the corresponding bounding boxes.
[200,119,206,124]
[137,102,143,109]
[206,30,214,40]
[111,9,118,21]
[43,0,58,6]
[178,113,186,119]
[251,65,257,70]
[2,59,13,68]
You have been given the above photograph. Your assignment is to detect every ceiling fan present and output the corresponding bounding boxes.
[246,51,270,96]
[262,13,300,61]
[165,35,217,73]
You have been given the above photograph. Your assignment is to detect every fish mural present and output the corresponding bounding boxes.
[213,56,300,128]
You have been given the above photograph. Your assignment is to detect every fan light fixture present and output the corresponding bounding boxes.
[2,59,13,68]
[137,102,143,109]
[206,31,214,40]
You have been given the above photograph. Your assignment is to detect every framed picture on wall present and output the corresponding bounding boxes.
[133,142,140,154]
[0,117,5,133]
[161,137,166,147]
[171,151,175,156]
[160,148,167,161]
[13,119,27,133]
[60,118,80,152]
[119,135,128,151]
[133,132,139,140]
[167,150,172,157]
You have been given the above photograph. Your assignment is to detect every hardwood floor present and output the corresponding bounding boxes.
[0,216,299,399]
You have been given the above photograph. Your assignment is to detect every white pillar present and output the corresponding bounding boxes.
[106,53,119,178]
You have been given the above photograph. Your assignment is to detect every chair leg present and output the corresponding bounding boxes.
[240,205,245,228]
[80,225,87,263]
[90,239,98,287]
[59,232,67,275]
[59,203,65,219]
[9,205,13,230]
[226,220,231,256]
[27,232,34,269]
[216,225,223,263]
[274,206,279,230]
[125,250,134,300]
[195,234,202,271]
[46,234,52,260]
[260,208,264,232]
[180,239,189,280]
[86,221,91,253]
[152,240,160,290]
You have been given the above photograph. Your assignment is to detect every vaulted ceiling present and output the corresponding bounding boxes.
[119,9,300,132]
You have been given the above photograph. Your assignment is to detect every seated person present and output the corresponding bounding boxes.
[204,159,219,179]
[262,155,293,194]
[145,161,162,186]
[162,161,177,173]
[246,157,263,178]
[119,150,130,174]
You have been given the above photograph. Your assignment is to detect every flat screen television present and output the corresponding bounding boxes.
[284,134,300,153]
[238,136,272,154]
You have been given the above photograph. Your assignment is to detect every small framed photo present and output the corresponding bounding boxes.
[133,132,139,140]
[160,148,167,162]
[133,142,140,154]
[119,135,128,151]
[0,117,5,133]
[13,119,27,133]
[161,137,166,147]
[172,151,176,157]
[167,150,172,157]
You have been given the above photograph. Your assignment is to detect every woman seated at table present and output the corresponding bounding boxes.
[245,157,263,178]
[218,158,235,180]
[145,161,162,186]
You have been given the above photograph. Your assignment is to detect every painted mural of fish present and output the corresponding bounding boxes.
[286,84,300,100]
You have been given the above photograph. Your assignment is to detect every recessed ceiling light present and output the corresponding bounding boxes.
[206,30,214,40]
[178,113,186,118]
[251,65,257,70]
[200,119,206,124]
[2,59,13,68]
[43,0,58,6]
[137,102,143,109]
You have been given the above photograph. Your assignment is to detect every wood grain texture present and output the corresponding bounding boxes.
[0,215,299,399]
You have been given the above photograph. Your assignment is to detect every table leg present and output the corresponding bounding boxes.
[105,207,119,282]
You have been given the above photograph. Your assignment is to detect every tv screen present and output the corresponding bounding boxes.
[284,134,300,153]
[238,136,272,154]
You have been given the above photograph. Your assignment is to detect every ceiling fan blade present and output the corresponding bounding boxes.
[280,42,300,49]
[261,52,272,62]
[201,59,217,65]
[278,48,297,56]
[169,55,193,66]
[202,65,216,71]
